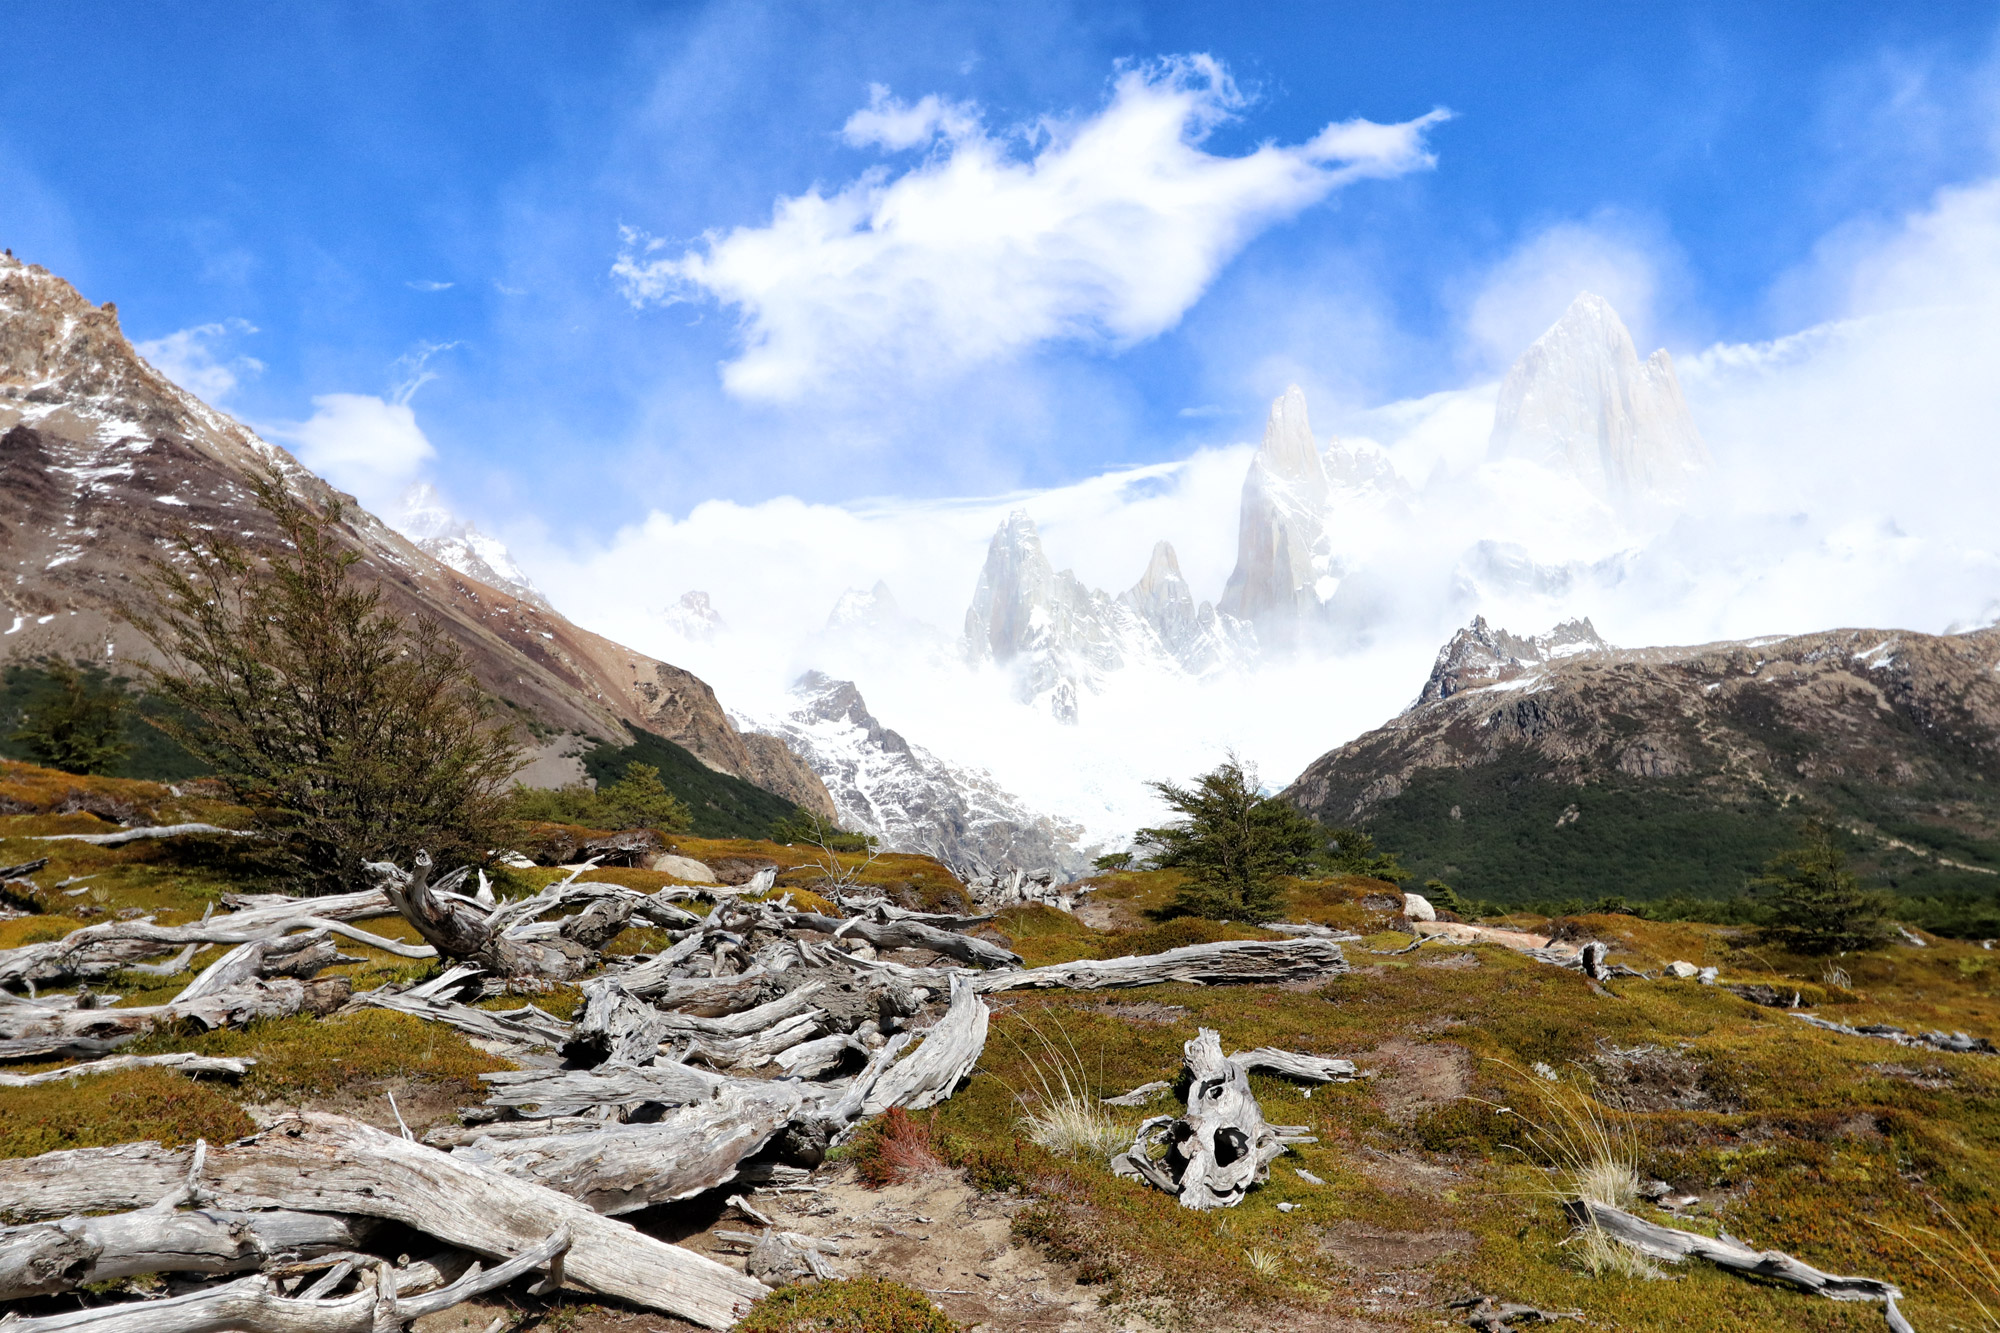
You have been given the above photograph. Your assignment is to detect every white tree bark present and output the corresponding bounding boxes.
[1111,1029,1293,1210]
[0,1113,768,1328]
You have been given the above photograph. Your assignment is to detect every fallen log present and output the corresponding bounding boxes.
[1575,1198,1903,1302]
[561,976,677,1066]
[371,854,592,980]
[344,987,569,1051]
[0,1113,768,1328]
[969,936,1348,992]
[0,979,351,1043]
[0,1206,374,1299]
[1112,1028,1290,1210]
[21,823,260,846]
[831,973,988,1123]
[0,914,427,991]
[1231,1047,1368,1083]
[787,912,1021,970]
[0,1225,569,1332]
[453,1082,806,1215]
[173,934,357,1004]
[1789,1011,1996,1055]
[0,1052,253,1089]
[480,1060,732,1117]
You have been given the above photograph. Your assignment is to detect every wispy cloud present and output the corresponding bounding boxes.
[613,56,1448,402]
[406,279,454,292]
[135,320,263,403]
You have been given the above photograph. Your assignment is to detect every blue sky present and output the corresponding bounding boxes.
[6,1,2000,528]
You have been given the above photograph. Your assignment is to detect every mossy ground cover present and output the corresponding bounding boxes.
[3,764,1996,1329]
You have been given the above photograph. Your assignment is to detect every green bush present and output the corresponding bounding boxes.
[736,1277,958,1333]
[1137,759,1320,922]
[1319,826,1409,882]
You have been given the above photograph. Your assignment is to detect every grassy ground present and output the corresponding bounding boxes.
[3,759,1997,1329]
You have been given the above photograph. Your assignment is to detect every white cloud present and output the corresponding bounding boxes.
[614,56,1448,401]
[840,84,981,150]
[406,279,454,292]
[135,320,263,403]
[271,393,436,514]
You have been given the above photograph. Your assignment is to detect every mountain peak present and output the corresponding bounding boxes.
[1217,385,1333,635]
[1418,614,1610,705]
[392,483,549,608]
[1489,291,1709,505]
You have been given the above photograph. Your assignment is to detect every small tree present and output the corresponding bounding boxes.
[1319,826,1410,882]
[12,659,129,775]
[1755,819,1891,954]
[597,763,694,832]
[132,472,520,893]
[1091,851,1135,872]
[1135,759,1321,922]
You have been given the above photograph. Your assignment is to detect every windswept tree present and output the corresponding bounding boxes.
[1319,826,1410,883]
[132,472,520,892]
[1136,758,1322,922]
[1754,819,1891,954]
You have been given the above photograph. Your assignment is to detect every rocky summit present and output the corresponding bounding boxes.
[0,252,829,817]
[1285,615,2000,907]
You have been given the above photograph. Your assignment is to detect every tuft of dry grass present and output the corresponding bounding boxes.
[1004,1013,1128,1160]
[1487,1061,1661,1280]
[1873,1200,2000,1329]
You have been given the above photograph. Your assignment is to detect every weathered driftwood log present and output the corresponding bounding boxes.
[1231,1048,1367,1083]
[967,936,1348,993]
[0,979,350,1043]
[23,823,260,847]
[832,973,988,1123]
[0,1207,375,1299]
[480,1060,732,1117]
[0,1052,253,1089]
[1790,1011,1996,1055]
[0,1113,768,1328]
[173,933,357,1004]
[372,854,592,980]
[561,976,677,1066]
[1112,1029,1290,1210]
[787,912,1021,969]
[1575,1199,1904,1302]
[0,1225,569,1332]
[344,986,569,1051]
[0,1034,133,1063]
[0,914,427,991]
[452,1082,806,1215]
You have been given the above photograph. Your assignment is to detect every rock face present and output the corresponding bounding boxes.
[1488,292,1709,505]
[1417,615,1609,705]
[0,252,829,812]
[962,512,1251,722]
[1213,385,1408,647]
[662,591,725,643]
[746,672,1089,876]
[1283,615,2000,902]
[1217,385,1332,639]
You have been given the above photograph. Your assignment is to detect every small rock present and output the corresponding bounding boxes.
[647,852,719,882]
[1402,891,1437,922]
[1295,1168,1325,1186]
[1665,960,1699,979]
[1277,1201,1299,1213]
[1697,966,1718,985]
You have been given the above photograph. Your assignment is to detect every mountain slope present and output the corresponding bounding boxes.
[0,252,831,819]
[1284,617,2000,913]
[746,672,1089,875]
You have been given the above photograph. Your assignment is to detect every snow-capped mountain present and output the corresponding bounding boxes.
[961,510,1253,722]
[395,483,550,608]
[1489,292,1710,505]
[745,671,1090,875]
